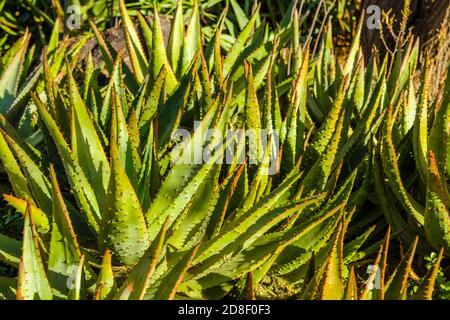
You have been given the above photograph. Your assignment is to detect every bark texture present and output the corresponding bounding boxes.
[361,0,450,97]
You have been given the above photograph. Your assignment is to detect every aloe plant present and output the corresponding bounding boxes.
[0,0,448,300]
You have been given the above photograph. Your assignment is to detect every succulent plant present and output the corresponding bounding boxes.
[0,0,448,300]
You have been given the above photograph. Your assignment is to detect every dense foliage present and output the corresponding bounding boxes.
[0,0,448,300]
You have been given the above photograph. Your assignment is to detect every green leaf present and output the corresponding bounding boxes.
[68,64,110,204]
[181,0,201,76]
[168,163,221,250]
[230,0,249,31]
[1,129,52,214]
[413,63,430,184]
[139,68,166,132]
[318,223,344,300]
[381,106,424,226]
[384,236,418,300]
[147,86,227,240]
[47,165,82,298]
[111,90,141,187]
[304,77,347,168]
[0,233,20,267]
[192,174,305,268]
[16,203,52,300]
[33,93,101,233]
[244,62,263,164]
[3,195,49,235]
[168,0,184,76]
[423,152,450,254]
[301,107,345,196]
[117,219,168,300]
[0,130,31,199]
[344,266,358,300]
[67,254,85,300]
[152,4,178,93]
[94,249,117,300]
[222,5,259,78]
[99,140,149,266]
[282,47,309,174]
[152,244,200,300]
[0,32,29,113]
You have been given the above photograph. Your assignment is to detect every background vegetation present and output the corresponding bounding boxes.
[0,0,448,300]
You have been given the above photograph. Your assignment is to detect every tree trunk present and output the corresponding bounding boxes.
[361,0,450,97]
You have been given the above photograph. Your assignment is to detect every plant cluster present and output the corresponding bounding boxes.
[0,0,448,300]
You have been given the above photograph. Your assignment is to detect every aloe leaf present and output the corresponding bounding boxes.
[111,90,141,186]
[373,146,419,245]
[181,1,201,76]
[411,247,444,300]
[344,266,358,300]
[94,250,117,300]
[68,65,110,203]
[0,233,20,267]
[99,55,125,130]
[230,0,249,30]
[0,32,29,114]
[118,0,148,83]
[152,4,178,93]
[412,63,430,184]
[300,250,328,300]
[318,223,344,300]
[429,68,450,176]
[1,129,52,214]
[67,254,85,300]
[7,63,42,124]
[274,203,344,278]
[192,182,316,270]
[117,219,168,300]
[138,121,160,212]
[381,106,424,226]
[423,152,450,254]
[207,163,245,238]
[222,5,260,79]
[281,48,309,174]
[359,229,387,300]
[147,86,228,240]
[139,68,166,133]
[88,21,138,92]
[152,244,200,300]
[100,140,149,266]
[384,236,419,300]
[42,52,70,139]
[301,107,345,196]
[343,19,361,76]
[344,225,376,264]
[168,163,221,250]
[304,77,347,168]
[208,9,227,85]
[168,0,184,76]
[33,93,100,233]
[0,130,31,199]
[333,65,386,168]
[275,173,356,276]
[3,195,49,235]
[157,53,198,152]
[16,204,52,300]
[47,166,82,298]
[244,62,263,164]
[136,12,152,54]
